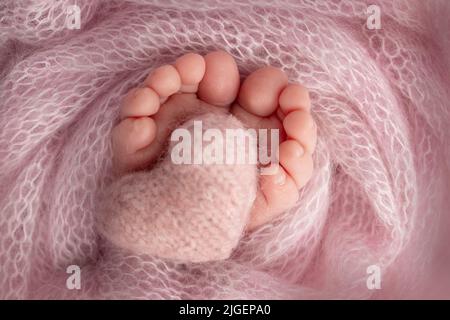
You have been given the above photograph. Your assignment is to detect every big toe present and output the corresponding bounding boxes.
[238,66,288,117]
[197,51,240,107]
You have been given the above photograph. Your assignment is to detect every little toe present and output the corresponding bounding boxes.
[112,117,157,173]
[197,51,240,107]
[120,87,160,119]
[247,165,299,230]
[238,66,288,117]
[279,139,313,188]
[283,110,317,154]
[144,64,181,100]
[175,53,206,93]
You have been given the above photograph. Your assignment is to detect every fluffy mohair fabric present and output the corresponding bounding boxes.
[0,0,449,299]
[97,113,257,263]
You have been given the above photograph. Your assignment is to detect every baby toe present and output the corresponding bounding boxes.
[111,117,157,174]
[175,53,206,93]
[283,110,317,154]
[197,50,240,107]
[279,83,311,114]
[120,87,160,119]
[279,139,313,188]
[247,165,299,230]
[238,66,288,117]
[144,64,181,100]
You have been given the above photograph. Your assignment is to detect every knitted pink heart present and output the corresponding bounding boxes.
[96,113,258,263]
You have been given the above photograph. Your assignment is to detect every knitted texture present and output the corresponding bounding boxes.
[0,0,449,299]
[97,113,257,263]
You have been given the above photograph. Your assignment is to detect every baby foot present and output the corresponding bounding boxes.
[112,51,239,174]
[111,51,316,233]
[232,67,316,230]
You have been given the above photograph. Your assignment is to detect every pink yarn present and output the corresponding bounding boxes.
[0,0,449,299]
[97,113,258,263]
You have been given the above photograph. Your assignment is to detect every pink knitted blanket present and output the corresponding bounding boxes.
[1,0,449,299]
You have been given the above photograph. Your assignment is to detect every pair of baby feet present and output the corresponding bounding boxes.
[112,51,316,231]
